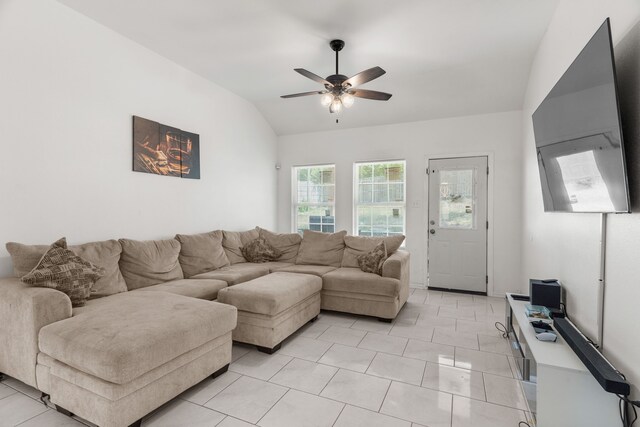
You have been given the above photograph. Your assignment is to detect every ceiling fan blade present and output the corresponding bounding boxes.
[349,89,392,101]
[294,68,332,86]
[280,90,327,99]
[342,66,386,88]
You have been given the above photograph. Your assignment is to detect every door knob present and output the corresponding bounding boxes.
[429,229,436,234]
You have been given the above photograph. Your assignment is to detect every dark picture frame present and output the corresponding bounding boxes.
[132,116,200,179]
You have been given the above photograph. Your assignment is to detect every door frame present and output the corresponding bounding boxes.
[424,152,495,296]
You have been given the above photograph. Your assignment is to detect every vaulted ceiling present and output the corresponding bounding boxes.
[58,0,558,135]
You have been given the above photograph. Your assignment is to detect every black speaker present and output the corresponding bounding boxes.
[529,279,562,310]
[554,317,630,395]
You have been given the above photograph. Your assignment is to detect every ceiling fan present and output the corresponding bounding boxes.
[281,39,392,114]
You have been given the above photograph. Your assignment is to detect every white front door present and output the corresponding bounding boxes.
[427,156,488,293]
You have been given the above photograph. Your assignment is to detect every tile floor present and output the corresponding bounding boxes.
[0,288,535,427]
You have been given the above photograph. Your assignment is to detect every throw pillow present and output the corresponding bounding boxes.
[6,239,127,299]
[240,238,282,263]
[356,241,388,275]
[222,228,260,264]
[21,238,105,307]
[341,235,405,268]
[257,227,302,263]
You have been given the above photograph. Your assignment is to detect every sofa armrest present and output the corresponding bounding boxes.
[0,277,72,388]
[382,250,410,281]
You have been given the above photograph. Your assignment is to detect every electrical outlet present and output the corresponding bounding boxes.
[411,200,421,208]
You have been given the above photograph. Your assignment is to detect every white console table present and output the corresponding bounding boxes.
[506,293,619,427]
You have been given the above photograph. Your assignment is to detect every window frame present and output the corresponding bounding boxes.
[352,159,407,237]
[291,163,336,234]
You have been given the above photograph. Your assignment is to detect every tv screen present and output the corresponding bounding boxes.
[532,19,629,213]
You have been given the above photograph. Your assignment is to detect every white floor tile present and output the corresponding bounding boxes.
[483,373,528,410]
[451,395,526,427]
[298,322,331,339]
[350,318,394,334]
[144,399,225,426]
[333,404,411,427]
[402,339,455,366]
[17,409,86,427]
[320,369,390,411]
[0,383,17,400]
[279,336,333,362]
[180,371,241,405]
[0,393,47,426]
[408,293,427,304]
[437,307,476,320]
[317,326,366,346]
[478,334,512,355]
[454,348,512,377]
[316,312,357,327]
[258,390,343,427]
[229,351,292,380]
[2,377,42,401]
[415,315,456,330]
[456,319,503,337]
[216,417,254,427]
[389,323,434,342]
[380,381,452,427]
[421,363,486,400]
[269,358,338,394]
[317,344,376,373]
[432,329,479,350]
[358,332,408,355]
[231,344,252,363]
[205,376,287,423]
[366,353,426,385]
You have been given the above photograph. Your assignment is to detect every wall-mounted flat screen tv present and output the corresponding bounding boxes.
[532,18,629,213]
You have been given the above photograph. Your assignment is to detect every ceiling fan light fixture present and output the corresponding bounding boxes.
[341,93,355,108]
[320,93,334,107]
[329,98,342,113]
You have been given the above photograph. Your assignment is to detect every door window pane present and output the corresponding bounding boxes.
[439,169,475,229]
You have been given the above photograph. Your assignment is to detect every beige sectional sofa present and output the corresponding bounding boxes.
[0,227,410,427]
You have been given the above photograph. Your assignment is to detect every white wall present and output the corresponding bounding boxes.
[520,0,640,398]
[277,111,523,296]
[0,0,277,276]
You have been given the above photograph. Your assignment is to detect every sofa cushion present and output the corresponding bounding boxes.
[118,238,183,290]
[6,239,127,299]
[295,230,347,267]
[21,238,105,307]
[39,291,237,384]
[258,228,302,263]
[217,272,321,316]
[240,237,282,263]
[175,231,230,278]
[341,235,405,268]
[222,228,259,264]
[258,261,295,273]
[134,278,227,300]
[274,264,337,277]
[322,267,401,298]
[191,263,270,285]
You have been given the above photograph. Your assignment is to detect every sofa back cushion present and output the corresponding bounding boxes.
[295,230,347,267]
[258,227,302,263]
[6,239,127,299]
[222,228,259,264]
[175,231,230,278]
[118,238,183,290]
[341,235,405,268]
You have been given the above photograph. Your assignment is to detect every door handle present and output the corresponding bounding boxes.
[429,229,436,235]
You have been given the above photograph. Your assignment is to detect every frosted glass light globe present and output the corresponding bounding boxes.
[341,93,355,108]
[320,93,333,107]
[329,98,343,113]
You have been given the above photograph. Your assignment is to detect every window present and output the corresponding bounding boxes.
[293,164,336,234]
[354,160,406,236]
